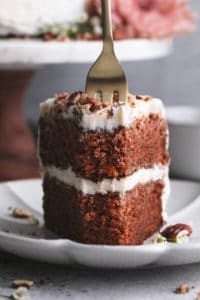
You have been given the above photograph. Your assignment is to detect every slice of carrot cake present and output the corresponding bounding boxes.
[38,92,170,245]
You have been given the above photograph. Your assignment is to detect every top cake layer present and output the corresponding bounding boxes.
[0,0,85,36]
[39,92,169,181]
[40,92,166,132]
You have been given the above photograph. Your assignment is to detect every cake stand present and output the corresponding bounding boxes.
[0,38,172,181]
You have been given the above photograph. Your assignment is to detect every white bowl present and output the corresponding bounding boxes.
[167,106,200,181]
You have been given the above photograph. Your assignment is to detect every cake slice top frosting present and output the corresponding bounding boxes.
[40,91,166,131]
[0,0,85,35]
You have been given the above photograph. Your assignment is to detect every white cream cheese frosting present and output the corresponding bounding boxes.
[0,0,85,35]
[70,98,165,131]
[40,95,166,131]
[44,164,169,196]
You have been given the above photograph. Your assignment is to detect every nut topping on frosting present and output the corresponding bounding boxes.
[55,92,69,101]
[136,95,152,101]
[54,91,139,111]
[40,91,166,132]
[53,92,155,114]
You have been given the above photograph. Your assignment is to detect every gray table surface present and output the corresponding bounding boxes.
[0,250,200,300]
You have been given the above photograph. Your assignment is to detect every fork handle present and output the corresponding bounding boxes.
[101,0,114,51]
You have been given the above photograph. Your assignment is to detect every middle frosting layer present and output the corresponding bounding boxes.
[44,164,169,196]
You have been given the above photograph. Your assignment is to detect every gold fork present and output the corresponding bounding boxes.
[85,0,128,104]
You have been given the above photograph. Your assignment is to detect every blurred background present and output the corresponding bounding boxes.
[25,0,200,125]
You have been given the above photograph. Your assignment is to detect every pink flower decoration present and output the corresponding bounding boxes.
[86,0,195,39]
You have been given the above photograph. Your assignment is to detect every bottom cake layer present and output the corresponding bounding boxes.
[43,176,165,245]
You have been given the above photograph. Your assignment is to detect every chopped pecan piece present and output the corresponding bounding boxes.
[12,280,34,289]
[11,208,33,219]
[161,223,192,243]
[175,283,190,294]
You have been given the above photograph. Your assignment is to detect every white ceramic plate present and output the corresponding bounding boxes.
[0,38,172,67]
[0,179,200,269]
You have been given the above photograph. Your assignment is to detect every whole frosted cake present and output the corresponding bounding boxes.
[0,0,85,36]
[38,92,170,245]
[0,0,194,40]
